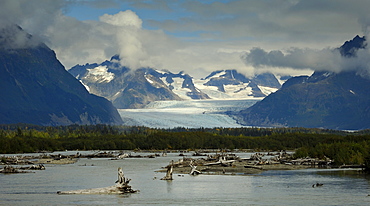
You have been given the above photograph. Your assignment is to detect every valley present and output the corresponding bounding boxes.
[118,99,260,128]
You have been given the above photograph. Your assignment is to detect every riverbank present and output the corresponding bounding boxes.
[157,157,313,175]
[1,154,79,165]
[1,150,363,176]
[155,151,354,176]
[35,158,78,164]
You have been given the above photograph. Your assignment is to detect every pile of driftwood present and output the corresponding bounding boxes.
[57,167,139,195]
[1,156,35,165]
[80,151,160,159]
[0,164,45,173]
[1,154,76,165]
[158,151,337,176]
[0,165,28,173]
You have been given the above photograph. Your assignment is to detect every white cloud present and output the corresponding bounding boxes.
[43,15,116,69]
[242,47,341,71]
[242,41,370,76]
[0,0,65,41]
[3,0,370,78]
[99,10,142,28]
[150,0,366,47]
[99,10,146,70]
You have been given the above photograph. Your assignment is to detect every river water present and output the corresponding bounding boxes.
[1,151,370,206]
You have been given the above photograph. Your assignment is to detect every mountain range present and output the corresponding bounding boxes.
[0,24,123,125]
[2,23,369,130]
[234,35,370,130]
[69,57,283,109]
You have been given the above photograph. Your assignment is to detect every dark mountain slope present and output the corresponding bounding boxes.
[0,24,122,125]
[235,36,370,130]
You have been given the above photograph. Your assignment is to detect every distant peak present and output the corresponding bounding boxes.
[0,23,42,50]
[110,54,120,61]
[339,35,367,57]
[353,35,365,41]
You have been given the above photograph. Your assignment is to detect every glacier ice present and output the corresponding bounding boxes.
[118,99,259,128]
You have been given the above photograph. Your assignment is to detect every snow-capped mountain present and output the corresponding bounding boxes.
[69,56,283,109]
[196,70,281,99]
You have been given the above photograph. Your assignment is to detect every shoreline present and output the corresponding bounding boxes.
[1,150,364,176]
[35,158,78,164]
[156,160,315,175]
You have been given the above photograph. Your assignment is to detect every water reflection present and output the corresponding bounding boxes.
[166,180,173,193]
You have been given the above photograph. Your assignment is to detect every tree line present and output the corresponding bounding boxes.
[1,124,370,169]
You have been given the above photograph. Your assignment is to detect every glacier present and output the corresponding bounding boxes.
[118,99,259,128]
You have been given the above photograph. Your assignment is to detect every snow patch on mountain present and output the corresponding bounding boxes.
[161,77,194,100]
[258,86,279,95]
[155,69,167,75]
[213,71,227,78]
[145,75,154,84]
[79,80,90,92]
[191,78,256,100]
[85,65,115,83]
[224,84,252,97]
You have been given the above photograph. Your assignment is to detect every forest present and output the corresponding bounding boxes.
[1,124,370,169]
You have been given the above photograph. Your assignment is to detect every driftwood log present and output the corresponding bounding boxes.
[57,167,138,195]
[189,160,201,175]
[0,165,34,173]
[160,165,173,180]
[19,164,46,170]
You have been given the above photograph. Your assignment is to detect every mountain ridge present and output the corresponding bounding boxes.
[69,58,283,109]
[0,24,123,125]
[234,35,370,130]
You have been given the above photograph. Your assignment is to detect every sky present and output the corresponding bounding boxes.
[1,0,370,78]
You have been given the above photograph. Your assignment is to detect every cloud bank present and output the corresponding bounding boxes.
[0,1,245,77]
[242,42,370,75]
[2,0,370,77]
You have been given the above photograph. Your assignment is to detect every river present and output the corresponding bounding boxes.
[1,151,369,205]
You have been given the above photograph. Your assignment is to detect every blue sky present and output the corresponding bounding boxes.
[1,0,370,77]
[65,0,236,39]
